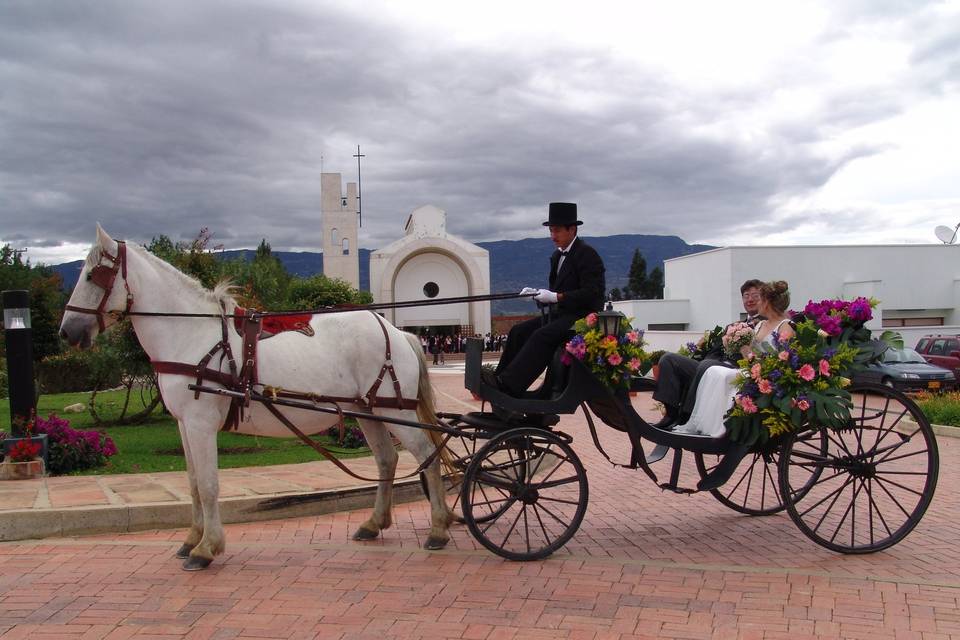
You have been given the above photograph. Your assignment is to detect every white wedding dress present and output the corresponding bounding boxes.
[674,319,790,438]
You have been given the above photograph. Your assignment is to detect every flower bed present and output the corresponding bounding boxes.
[33,414,117,475]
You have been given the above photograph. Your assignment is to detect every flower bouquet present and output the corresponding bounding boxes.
[679,325,725,361]
[722,322,755,359]
[724,297,900,445]
[563,312,648,390]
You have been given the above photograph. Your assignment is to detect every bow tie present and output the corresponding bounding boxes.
[558,250,568,256]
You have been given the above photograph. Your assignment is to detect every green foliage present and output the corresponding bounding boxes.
[915,391,960,427]
[621,249,663,299]
[37,350,107,393]
[286,274,371,309]
[145,228,222,288]
[0,245,66,362]
[0,357,6,399]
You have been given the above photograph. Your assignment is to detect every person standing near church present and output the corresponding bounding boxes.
[486,202,606,396]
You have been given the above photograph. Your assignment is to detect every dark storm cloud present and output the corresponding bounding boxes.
[0,0,952,260]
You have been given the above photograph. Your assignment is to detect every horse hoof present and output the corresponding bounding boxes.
[352,527,380,541]
[182,555,213,571]
[175,543,195,559]
[424,536,449,550]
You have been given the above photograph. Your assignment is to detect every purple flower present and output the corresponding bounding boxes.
[848,298,872,322]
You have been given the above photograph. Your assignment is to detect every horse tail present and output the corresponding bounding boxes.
[402,332,454,471]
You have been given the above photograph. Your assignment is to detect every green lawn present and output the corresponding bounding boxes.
[1,389,369,475]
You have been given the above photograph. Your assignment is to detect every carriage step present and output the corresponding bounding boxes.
[645,444,670,464]
[460,411,560,431]
[658,483,696,494]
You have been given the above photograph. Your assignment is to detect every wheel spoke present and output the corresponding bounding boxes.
[872,474,916,519]
[801,474,855,525]
[872,474,925,498]
[531,504,554,548]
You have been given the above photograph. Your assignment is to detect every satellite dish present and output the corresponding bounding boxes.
[935,224,959,244]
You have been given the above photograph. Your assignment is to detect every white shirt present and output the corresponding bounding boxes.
[557,236,577,273]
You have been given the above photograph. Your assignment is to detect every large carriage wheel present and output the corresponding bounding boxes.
[695,430,827,515]
[419,425,509,524]
[461,427,588,561]
[779,382,938,553]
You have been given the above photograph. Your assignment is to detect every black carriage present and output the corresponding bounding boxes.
[428,337,939,561]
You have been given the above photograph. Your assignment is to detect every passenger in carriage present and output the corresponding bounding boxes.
[483,202,606,397]
[675,280,795,437]
[652,279,765,429]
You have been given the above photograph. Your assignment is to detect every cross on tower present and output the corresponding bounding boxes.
[353,145,365,227]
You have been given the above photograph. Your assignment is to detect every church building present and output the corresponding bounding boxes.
[369,205,491,336]
[320,173,360,289]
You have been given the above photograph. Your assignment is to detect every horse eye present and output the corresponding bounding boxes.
[86,272,93,281]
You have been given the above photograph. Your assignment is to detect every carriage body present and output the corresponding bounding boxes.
[453,337,939,561]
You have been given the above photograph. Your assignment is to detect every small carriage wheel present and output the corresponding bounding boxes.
[694,430,827,516]
[779,382,939,553]
[419,425,509,524]
[461,427,588,561]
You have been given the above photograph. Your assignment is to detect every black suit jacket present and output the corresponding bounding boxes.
[548,236,606,319]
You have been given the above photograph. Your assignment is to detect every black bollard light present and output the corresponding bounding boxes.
[3,290,36,437]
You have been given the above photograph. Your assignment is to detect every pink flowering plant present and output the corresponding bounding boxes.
[564,313,649,390]
[724,297,899,445]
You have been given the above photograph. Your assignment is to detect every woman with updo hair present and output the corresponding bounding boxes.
[675,280,794,438]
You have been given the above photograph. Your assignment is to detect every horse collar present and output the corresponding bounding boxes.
[64,240,134,332]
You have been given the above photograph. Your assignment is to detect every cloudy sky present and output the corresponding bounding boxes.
[2,0,959,264]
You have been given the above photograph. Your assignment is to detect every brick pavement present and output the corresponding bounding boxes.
[1,366,959,639]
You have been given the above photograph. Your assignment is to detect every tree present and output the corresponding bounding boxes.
[643,266,664,300]
[623,249,648,300]
[622,249,663,300]
[609,287,622,301]
[286,274,372,310]
[220,239,292,309]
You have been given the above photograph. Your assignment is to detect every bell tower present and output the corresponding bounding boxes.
[320,172,360,288]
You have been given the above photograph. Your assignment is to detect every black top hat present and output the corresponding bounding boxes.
[542,202,582,226]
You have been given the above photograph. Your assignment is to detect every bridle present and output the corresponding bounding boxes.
[64,241,134,332]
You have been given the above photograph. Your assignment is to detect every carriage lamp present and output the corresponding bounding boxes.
[2,290,36,437]
[597,301,626,338]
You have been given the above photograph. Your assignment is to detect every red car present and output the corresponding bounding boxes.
[915,335,960,380]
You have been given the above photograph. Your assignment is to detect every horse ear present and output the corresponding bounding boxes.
[95,223,118,253]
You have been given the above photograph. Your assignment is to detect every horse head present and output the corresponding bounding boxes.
[59,224,132,349]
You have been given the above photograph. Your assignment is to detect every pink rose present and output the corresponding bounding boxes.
[736,395,758,414]
[751,363,762,381]
[626,331,640,344]
[628,357,642,372]
[778,351,790,361]
[585,313,598,327]
[797,399,811,411]
[819,359,830,376]
[607,353,623,366]
[758,379,772,394]
[798,364,815,381]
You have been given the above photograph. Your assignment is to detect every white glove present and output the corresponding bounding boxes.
[534,289,559,304]
[519,287,538,296]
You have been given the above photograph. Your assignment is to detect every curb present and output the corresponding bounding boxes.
[0,478,423,542]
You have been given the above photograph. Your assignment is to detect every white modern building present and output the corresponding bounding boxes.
[369,205,491,335]
[614,244,960,350]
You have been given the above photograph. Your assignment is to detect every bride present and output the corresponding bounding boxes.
[674,281,795,437]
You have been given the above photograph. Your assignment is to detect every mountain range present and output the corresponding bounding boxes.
[51,235,714,315]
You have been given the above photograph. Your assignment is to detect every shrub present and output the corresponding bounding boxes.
[914,391,960,427]
[34,413,118,475]
[37,350,107,393]
[0,357,7,399]
[326,424,367,449]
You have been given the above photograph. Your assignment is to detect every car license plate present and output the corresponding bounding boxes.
[929,380,941,390]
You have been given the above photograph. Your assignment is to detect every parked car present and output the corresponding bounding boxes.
[915,334,960,378]
[853,346,956,392]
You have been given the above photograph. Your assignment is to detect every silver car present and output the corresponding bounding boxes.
[853,347,957,392]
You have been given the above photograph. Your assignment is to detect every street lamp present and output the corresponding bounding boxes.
[2,290,35,438]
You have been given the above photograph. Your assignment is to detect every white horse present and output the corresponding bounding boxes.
[59,226,453,570]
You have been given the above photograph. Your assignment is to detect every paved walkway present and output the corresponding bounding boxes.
[1,367,959,638]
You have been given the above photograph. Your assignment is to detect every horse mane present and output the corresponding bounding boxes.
[89,241,237,308]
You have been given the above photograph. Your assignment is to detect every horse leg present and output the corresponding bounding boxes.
[352,418,398,541]
[175,420,203,560]
[181,416,225,571]
[388,420,454,550]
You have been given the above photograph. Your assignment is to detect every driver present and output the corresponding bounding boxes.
[483,202,606,396]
